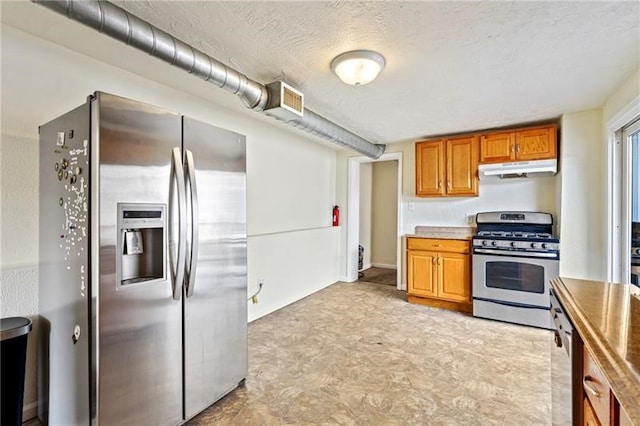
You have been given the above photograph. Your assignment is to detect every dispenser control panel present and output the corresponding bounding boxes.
[116,203,166,287]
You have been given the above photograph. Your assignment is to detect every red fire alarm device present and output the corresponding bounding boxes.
[332,205,340,226]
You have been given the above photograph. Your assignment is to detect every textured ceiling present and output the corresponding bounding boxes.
[2,1,640,146]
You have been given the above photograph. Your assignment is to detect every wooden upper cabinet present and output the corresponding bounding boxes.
[479,124,557,164]
[447,136,478,196]
[416,141,445,196]
[516,126,557,160]
[415,136,478,197]
[480,132,516,163]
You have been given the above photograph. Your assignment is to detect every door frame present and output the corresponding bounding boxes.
[347,152,404,289]
[606,95,640,282]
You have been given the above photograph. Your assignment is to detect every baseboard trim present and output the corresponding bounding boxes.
[23,401,38,422]
[407,295,472,314]
[371,263,397,269]
[359,263,372,271]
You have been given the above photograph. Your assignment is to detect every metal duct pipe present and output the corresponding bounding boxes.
[33,0,386,159]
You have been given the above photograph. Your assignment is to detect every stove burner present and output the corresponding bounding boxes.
[473,211,559,258]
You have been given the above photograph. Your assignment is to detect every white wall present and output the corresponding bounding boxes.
[1,24,340,416]
[359,163,372,269]
[558,109,605,280]
[371,161,398,267]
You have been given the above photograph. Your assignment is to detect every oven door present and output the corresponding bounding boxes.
[472,253,559,308]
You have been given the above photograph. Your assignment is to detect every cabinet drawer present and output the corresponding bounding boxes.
[583,347,611,425]
[407,238,469,254]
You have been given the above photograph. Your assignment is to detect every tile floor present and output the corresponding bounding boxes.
[189,281,553,425]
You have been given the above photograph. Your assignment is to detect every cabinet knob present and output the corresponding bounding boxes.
[438,180,442,189]
[438,257,442,265]
[583,376,601,398]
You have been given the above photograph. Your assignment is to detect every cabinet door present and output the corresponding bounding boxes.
[416,141,445,196]
[446,136,478,196]
[438,252,470,303]
[583,398,601,426]
[480,132,515,163]
[516,126,556,161]
[407,250,437,297]
[583,347,611,425]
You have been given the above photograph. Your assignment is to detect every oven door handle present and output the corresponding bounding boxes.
[473,248,558,258]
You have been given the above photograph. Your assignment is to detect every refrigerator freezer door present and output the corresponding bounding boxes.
[96,93,183,425]
[182,117,248,419]
[38,103,91,425]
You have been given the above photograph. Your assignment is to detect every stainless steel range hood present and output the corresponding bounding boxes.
[478,159,557,179]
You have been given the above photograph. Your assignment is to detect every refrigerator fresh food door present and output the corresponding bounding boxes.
[182,117,248,419]
[38,103,91,425]
[96,92,183,425]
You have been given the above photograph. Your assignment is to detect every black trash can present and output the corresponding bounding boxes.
[1,317,33,426]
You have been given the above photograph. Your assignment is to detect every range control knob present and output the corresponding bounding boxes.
[510,242,516,248]
[491,241,497,247]
[541,243,548,250]
[482,240,489,246]
[530,242,538,249]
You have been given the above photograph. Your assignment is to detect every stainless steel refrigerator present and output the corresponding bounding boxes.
[38,92,247,425]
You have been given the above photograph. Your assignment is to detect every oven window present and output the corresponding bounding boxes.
[485,261,545,293]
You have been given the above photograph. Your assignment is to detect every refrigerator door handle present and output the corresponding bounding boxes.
[170,147,187,301]
[185,149,199,298]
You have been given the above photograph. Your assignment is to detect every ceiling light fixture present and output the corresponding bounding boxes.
[330,50,386,86]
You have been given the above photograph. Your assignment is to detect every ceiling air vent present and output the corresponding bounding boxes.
[264,81,304,121]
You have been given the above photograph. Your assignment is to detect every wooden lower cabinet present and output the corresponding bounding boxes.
[580,345,631,426]
[406,238,471,313]
[584,397,602,426]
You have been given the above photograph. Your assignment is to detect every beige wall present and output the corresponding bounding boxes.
[359,163,373,268]
[371,161,398,267]
[558,109,605,280]
[603,69,640,123]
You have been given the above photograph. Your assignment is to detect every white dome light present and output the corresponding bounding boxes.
[330,50,386,86]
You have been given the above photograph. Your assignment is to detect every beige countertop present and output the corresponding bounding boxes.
[551,277,640,423]
[405,226,476,240]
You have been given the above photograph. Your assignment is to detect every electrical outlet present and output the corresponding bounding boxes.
[249,279,264,304]
[466,214,475,225]
[408,202,415,211]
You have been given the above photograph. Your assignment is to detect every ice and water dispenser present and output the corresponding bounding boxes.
[117,204,166,286]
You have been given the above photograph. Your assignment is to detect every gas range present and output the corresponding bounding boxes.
[472,212,559,259]
[472,211,560,329]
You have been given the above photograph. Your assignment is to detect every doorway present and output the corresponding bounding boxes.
[357,160,399,286]
[346,152,403,289]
